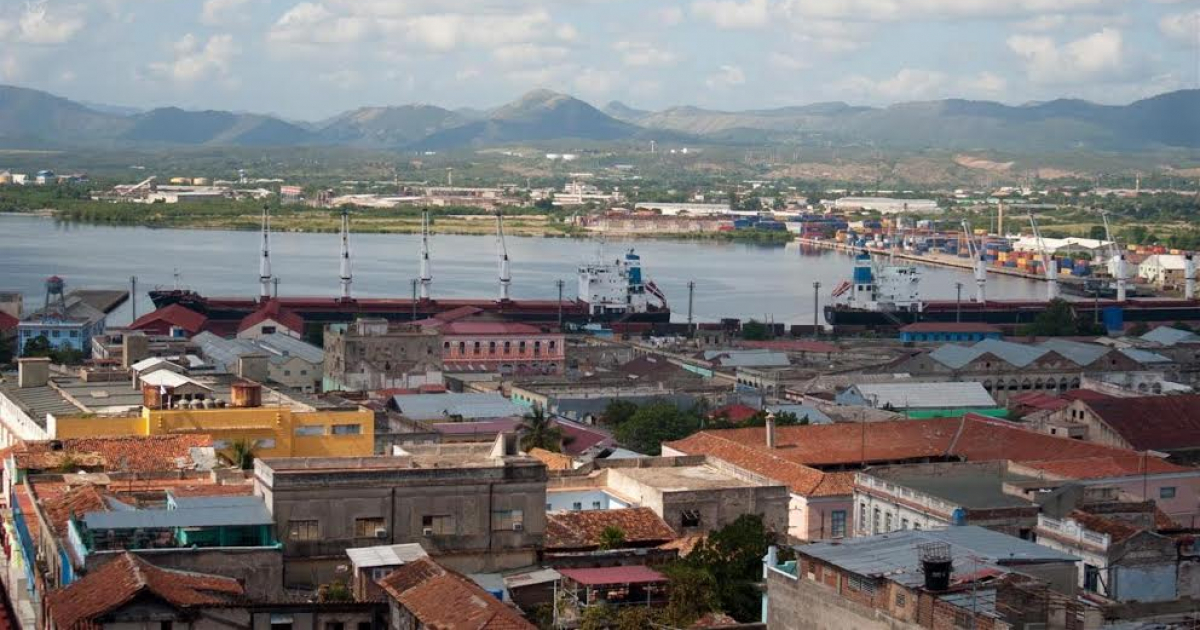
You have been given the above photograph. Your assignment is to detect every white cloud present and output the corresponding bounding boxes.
[492,44,571,67]
[778,0,1118,22]
[839,68,948,100]
[201,0,250,26]
[15,1,84,44]
[768,51,810,71]
[148,33,240,84]
[1008,27,1126,84]
[319,69,362,89]
[1014,14,1067,31]
[268,3,370,46]
[555,24,578,42]
[0,54,22,82]
[705,64,746,89]
[572,68,621,99]
[1160,10,1200,47]
[964,71,1007,95]
[612,41,678,67]
[691,0,770,29]
[655,6,684,25]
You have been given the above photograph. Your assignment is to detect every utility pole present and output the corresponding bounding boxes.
[686,281,695,337]
[130,276,138,321]
[272,277,279,299]
[410,279,418,321]
[955,282,963,323]
[556,279,565,330]
[812,281,822,338]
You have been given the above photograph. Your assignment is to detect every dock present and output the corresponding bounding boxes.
[794,237,1055,283]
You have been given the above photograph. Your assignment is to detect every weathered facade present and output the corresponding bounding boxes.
[323,319,443,392]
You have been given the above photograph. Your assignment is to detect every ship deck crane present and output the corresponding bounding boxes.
[1101,211,1128,302]
[1028,213,1059,300]
[496,210,511,302]
[338,208,352,300]
[419,208,432,300]
[962,219,986,303]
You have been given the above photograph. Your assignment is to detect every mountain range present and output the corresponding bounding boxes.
[0,84,1196,152]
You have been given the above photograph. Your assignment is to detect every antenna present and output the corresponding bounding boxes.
[419,208,432,300]
[496,210,511,302]
[339,208,353,300]
[259,204,272,301]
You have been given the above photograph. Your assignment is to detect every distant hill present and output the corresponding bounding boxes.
[415,90,640,149]
[0,83,1196,151]
[316,105,468,147]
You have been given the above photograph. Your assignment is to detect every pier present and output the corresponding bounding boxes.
[794,236,1054,283]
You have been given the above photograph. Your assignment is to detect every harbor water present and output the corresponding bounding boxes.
[0,214,1047,326]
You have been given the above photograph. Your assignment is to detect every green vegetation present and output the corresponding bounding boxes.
[224,438,257,470]
[741,320,771,341]
[610,400,704,456]
[21,335,85,365]
[597,526,626,551]
[519,407,565,453]
[1019,299,1105,337]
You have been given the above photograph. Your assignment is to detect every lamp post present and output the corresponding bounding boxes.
[955,282,963,323]
[812,281,822,338]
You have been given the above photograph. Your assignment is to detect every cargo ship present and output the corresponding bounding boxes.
[825,251,1200,331]
[149,208,671,327]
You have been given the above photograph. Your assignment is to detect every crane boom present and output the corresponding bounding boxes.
[962,220,986,303]
[1101,211,1127,301]
[1028,213,1058,300]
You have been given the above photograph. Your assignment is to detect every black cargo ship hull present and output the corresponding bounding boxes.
[826,299,1200,331]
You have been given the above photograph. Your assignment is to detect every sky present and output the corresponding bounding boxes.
[0,0,1197,120]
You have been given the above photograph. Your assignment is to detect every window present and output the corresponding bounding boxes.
[270,615,293,630]
[885,513,893,532]
[422,515,454,535]
[489,341,497,354]
[681,510,702,528]
[52,330,61,338]
[256,438,277,449]
[830,510,846,538]
[519,341,527,353]
[262,326,277,334]
[1161,486,1177,499]
[458,341,466,354]
[901,518,909,530]
[1083,564,1100,592]
[358,623,372,630]
[572,502,582,511]
[355,517,386,538]
[283,370,291,376]
[444,341,450,350]
[326,622,344,630]
[847,575,877,595]
[895,592,906,607]
[859,503,867,532]
[288,520,319,541]
[873,508,881,534]
[300,369,307,376]
[473,341,481,355]
[549,340,556,350]
[69,330,78,338]
[295,425,325,436]
[592,501,602,510]
[504,341,512,353]
[492,509,524,531]
[913,522,921,530]
[332,424,362,435]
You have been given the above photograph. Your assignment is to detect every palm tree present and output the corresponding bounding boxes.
[226,438,257,470]
[598,526,626,550]
[519,407,564,453]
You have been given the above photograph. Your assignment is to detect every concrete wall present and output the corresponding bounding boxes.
[88,547,285,600]
[766,566,923,630]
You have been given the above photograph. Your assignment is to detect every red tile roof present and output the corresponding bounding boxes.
[710,404,760,424]
[1009,392,1069,412]
[1068,510,1141,544]
[557,566,667,586]
[900,322,1002,333]
[546,508,678,550]
[238,299,303,334]
[0,310,18,332]
[377,558,534,630]
[129,304,208,335]
[35,483,108,538]
[1022,455,1187,479]
[8,435,213,473]
[666,415,1189,496]
[1062,389,1115,402]
[528,448,574,471]
[555,420,614,457]
[1080,395,1200,452]
[46,552,243,630]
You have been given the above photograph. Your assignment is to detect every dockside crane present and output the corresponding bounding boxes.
[496,209,512,302]
[962,219,986,303]
[1101,211,1128,302]
[1028,213,1059,300]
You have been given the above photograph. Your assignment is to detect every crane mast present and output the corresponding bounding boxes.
[259,205,272,301]
[496,210,511,302]
[1027,213,1058,300]
[419,209,432,300]
[962,219,986,303]
[1102,212,1127,302]
[338,208,352,300]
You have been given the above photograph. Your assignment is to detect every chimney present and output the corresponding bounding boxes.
[237,353,269,383]
[122,333,149,369]
[18,357,51,389]
[765,413,776,449]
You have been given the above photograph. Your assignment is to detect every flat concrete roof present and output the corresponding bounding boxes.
[612,464,761,492]
[869,466,1038,510]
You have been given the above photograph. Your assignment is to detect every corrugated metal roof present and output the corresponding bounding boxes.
[0,381,80,426]
[1118,348,1171,363]
[557,565,666,586]
[703,349,791,368]
[799,526,1077,587]
[847,382,996,409]
[346,544,429,569]
[1142,326,1200,346]
[766,404,833,425]
[82,503,274,529]
[930,337,1166,370]
[1038,339,1108,366]
[256,332,325,364]
[390,393,525,421]
[194,331,323,369]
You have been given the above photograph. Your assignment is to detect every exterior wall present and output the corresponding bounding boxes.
[854,469,1039,539]
[237,318,299,340]
[854,485,951,537]
[791,494,853,541]
[53,406,375,458]
[900,331,1001,343]
[256,460,547,589]
[0,391,52,447]
[545,489,630,512]
[87,547,285,601]
[602,468,789,536]
[441,332,565,375]
[268,357,322,393]
[324,324,442,392]
[766,565,924,630]
[17,316,106,357]
[1035,515,1173,602]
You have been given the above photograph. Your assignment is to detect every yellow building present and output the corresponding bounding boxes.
[53,405,375,459]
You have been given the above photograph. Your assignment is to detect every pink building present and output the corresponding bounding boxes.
[418,308,565,376]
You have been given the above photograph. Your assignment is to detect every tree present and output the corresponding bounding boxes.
[226,438,257,470]
[1088,225,1107,240]
[1019,298,1102,337]
[519,406,564,453]
[317,580,352,602]
[741,320,770,341]
[661,564,720,627]
[22,335,53,358]
[614,401,702,455]
[683,514,782,622]
[601,399,639,427]
[579,603,614,630]
[598,526,626,550]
